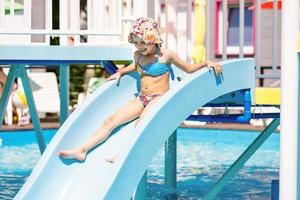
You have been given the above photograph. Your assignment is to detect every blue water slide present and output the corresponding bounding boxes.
[14,58,254,200]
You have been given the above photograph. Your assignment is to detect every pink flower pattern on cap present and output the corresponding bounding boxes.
[128,17,162,45]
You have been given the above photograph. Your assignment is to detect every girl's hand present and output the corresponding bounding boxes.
[106,71,122,85]
[206,61,222,75]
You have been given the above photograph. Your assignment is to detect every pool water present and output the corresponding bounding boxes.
[0,128,279,199]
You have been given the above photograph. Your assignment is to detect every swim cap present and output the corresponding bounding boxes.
[128,17,163,45]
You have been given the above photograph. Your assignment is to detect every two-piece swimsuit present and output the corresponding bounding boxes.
[136,48,174,107]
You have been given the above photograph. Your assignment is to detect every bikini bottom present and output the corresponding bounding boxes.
[138,93,162,108]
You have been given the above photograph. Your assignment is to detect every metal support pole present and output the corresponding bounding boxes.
[133,171,147,200]
[0,65,46,154]
[297,52,300,199]
[19,66,46,154]
[255,0,261,79]
[205,0,210,61]
[59,0,68,45]
[204,118,280,200]
[0,67,17,129]
[280,0,299,199]
[272,0,278,73]
[239,0,244,58]
[165,130,177,190]
[59,64,69,124]
[165,0,178,52]
[222,0,227,59]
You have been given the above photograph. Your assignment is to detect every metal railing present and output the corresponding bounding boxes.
[0,0,137,45]
[219,0,281,79]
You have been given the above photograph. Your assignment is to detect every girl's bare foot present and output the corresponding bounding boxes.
[59,149,87,161]
[105,155,117,164]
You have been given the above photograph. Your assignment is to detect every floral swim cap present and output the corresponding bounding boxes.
[128,17,163,45]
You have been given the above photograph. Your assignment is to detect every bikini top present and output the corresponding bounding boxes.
[136,48,175,80]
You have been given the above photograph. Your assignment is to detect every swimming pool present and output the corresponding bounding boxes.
[0,127,279,199]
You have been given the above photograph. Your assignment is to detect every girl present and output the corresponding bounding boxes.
[59,17,222,162]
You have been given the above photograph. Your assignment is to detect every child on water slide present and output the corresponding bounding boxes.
[59,17,222,163]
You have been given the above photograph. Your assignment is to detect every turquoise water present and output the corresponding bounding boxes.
[0,128,279,199]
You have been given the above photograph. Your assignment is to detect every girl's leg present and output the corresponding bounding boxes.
[59,98,144,161]
[106,96,162,164]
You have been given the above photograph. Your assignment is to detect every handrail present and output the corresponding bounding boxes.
[0,29,123,36]
[0,17,136,36]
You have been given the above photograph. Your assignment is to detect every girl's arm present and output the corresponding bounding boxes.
[106,62,136,82]
[106,51,138,82]
[168,50,222,75]
[116,62,136,76]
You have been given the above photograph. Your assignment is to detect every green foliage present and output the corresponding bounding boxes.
[69,64,86,105]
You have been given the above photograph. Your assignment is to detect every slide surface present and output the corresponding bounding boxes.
[14,59,254,200]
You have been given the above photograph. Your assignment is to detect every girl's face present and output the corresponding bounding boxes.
[131,36,156,56]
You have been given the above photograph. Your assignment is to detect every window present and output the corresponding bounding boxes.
[215,1,255,56]
[5,0,24,15]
